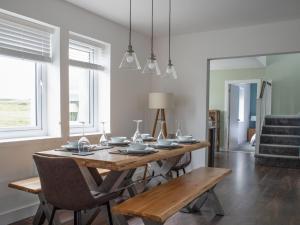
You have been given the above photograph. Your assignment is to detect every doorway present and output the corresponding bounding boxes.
[225,80,260,152]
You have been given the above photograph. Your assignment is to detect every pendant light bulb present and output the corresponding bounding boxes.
[119,0,141,70]
[148,61,155,69]
[126,54,134,63]
[166,65,172,74]
[163,0,177,79]
[142,0,161,75]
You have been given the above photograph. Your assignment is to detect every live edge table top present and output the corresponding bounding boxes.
[37,141,210,171]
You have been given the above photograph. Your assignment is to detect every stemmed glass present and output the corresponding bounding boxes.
[99,122,108,146]
[157,120,166,142]
[132,120,143,143]
[175,120,182,138]
[78,121,91,154]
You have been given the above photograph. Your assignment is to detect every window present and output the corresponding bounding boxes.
[238,87,245,122]
[0,12,53,139]
[69,33,109,134]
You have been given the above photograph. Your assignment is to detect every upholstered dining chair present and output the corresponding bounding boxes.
[33,154,117,225]
[171,152,192,177]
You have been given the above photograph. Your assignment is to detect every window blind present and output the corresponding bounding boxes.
[69,36,105,71]
[0,17,52,62]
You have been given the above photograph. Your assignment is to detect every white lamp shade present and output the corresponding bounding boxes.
[149,92,174,109]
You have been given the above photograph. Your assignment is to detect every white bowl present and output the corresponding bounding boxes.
[111,136,127,143]
[129,143,147,150]
[67,141,79,148]
[157,139,173,146]
[178,135,193,141]
[141,133,151,139]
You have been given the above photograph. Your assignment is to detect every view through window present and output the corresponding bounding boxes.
[0,55,39,129]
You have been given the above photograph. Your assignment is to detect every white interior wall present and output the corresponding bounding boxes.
[153,18,300,169]
[0,0,151,223]
[2,0,300,223]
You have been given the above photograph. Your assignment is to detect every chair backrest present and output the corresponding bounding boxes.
[172,152,192,170]
[33,154,96,211]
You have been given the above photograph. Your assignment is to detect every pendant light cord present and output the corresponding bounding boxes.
[129,0,132,47]
[151,0,154,58]
[168,0,171,64]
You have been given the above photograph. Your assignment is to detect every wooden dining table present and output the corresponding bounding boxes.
[36,141,210,225]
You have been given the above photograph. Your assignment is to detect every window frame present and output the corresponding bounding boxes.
[0,59,47,139]
[69,39,101,134]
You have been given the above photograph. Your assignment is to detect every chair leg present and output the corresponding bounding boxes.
[176,170,179,177]
[48,207,56,225]
[106,202,113,225]
[74,211,82,225]
[183,168,186,174]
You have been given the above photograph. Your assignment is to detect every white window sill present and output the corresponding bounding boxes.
[0,135,61,147]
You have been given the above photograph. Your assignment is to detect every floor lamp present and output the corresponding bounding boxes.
[149,92,174,137]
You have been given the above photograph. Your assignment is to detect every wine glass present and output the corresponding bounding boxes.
[78,121,91,154]
[99,122,108,146]
[175,120,182,138]
[157,120,166,142]
[132,120,143,143]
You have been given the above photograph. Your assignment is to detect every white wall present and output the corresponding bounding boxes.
[0,0,151,223]
[153,18,300,168]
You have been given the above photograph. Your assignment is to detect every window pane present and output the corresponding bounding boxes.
[69,66,91,125]
[0,55,37,129]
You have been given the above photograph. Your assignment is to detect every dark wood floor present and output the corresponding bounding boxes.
[12,151,300,225]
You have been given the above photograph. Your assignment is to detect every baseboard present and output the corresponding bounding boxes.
[0,201,39,225]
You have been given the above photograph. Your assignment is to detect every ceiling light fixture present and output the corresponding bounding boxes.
[142,0,161,75]
[163,0,177,79]
[119,0,141,70]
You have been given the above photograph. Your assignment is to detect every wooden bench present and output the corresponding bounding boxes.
[8,168,110,195]
[113,167,231,225]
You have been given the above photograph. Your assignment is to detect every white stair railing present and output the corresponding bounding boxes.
[256,81,269,155]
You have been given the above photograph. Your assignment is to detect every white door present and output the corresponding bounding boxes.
[229,84,240,149]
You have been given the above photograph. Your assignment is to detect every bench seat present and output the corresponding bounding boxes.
[113,167,231,224]
[8,168,110,194]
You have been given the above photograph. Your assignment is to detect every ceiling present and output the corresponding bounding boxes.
[210,56,266,71]
[64,0,300,37]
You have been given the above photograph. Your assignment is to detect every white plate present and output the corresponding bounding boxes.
[61,145,78,150]
[108,140,130,145]
[176,139,197,143]
[154,142,179,148]
[120,147,155,154]
[125,147,154,151]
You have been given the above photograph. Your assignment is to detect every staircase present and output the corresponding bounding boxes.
[255,115,300,168]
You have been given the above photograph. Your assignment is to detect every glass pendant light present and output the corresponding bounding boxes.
[163,0,177,79]
[119,0,141,70]
[142,0,161,75]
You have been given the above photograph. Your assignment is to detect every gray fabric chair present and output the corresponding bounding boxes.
[33,154,117,225]
[171,152,192,177]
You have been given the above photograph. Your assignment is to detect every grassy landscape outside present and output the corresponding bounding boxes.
[0,99,31,128]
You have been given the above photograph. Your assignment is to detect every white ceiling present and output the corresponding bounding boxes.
[210,56,266,71]
[64,0,300,36]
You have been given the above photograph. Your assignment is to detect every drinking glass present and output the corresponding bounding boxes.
[157,120,166,141]
[99,122,108,146]
[175,120,182,138]
[132,120,143,143]
[78,121,91,154]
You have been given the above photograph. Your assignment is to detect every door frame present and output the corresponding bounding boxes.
[224,79,262,151]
